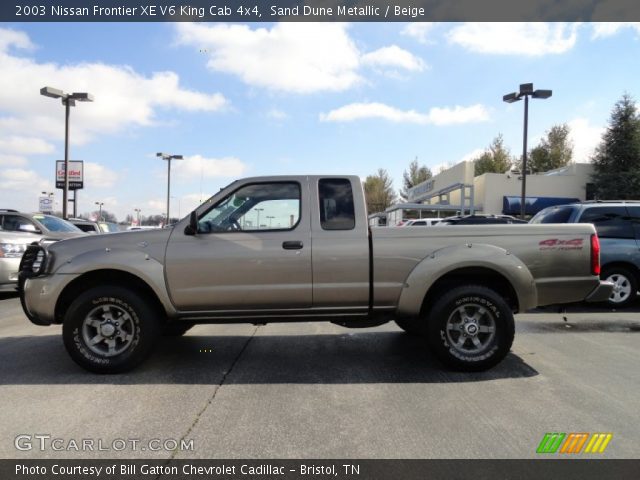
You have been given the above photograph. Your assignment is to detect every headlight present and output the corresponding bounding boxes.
[32,250,45,272]
[0,243,27,258]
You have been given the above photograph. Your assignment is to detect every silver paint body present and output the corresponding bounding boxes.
[22,176,606,325]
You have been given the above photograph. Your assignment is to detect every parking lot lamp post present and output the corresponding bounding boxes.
[134,208,141,226]
[503,83,552,219]
[254,208,264,229]
[157,153,183,224]
[266,215,275,228]
[40,87,93,220]
[95,201,104,221]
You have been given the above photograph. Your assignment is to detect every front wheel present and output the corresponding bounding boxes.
[62,286,161,373]
[426,285,514,372]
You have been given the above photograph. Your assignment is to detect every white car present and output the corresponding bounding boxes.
[400,218,441,227]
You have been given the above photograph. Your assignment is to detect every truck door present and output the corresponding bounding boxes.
[165,180,312,311]
[310,177,370,308]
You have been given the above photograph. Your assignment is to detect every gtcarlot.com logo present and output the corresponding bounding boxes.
[537,433,612,454]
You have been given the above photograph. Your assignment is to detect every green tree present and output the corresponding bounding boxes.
[364,168,396,213]
[473,134,514,176]
[399,157,432,202]
[528,123,573,173]
[591,94,640,199]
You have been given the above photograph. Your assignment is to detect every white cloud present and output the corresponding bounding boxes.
[175,23,425,93]
[361,45,426,72]
[0,168,49,191]
[0,135,55,155]
[401,23,435,44]
[176,23,362,93]
[568,117,605,162]
[0,27,228,146]
[84,162,118,188]
[591,22,640,39]
[447,23,579,55]
[0,154,28,167]
[460,148,486,162]
[146,199,165,213]
[267,108,289,120]
[320,102,489,125]
[173,154,248,181]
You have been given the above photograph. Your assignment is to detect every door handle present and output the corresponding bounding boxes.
[282,241,303,250]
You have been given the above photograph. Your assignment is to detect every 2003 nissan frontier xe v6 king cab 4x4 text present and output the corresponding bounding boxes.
[19,175,612,373]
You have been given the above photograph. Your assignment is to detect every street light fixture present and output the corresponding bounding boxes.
[95,201,104,221]
[134,208,141,226]
[40,86,94,220]
[266,215,275,228]
[254,208,264,229]
[503,83,552,219]
[157,152,183,224]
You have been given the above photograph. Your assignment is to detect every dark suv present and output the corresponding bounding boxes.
[531,201,640,307]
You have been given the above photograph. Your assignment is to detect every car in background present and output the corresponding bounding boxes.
[68,218,120,234]
[531,201,640,307]
[0,230,35,292]
[436,214,528,225]
[0,210,86,242]
[399,219,441,227]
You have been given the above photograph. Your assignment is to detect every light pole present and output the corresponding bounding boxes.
[503,83,552,219]
[171,196,182,219]
[157,152,183,224]
[134,208,141,226]
[266,215,275,228]
[95,201,104,221]
[40,87,93,220]
[254,208,264,229]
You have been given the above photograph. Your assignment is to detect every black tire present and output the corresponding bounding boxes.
[426,285,514,372]
[601,266,638,308]
[394,317,424,336]
[62,286,161,373]
[163,322,195,336]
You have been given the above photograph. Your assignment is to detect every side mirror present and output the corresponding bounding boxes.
[184,211,198,236]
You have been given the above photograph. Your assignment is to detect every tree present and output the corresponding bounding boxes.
[364,168,396,213]
[528,123,573,173]
[398,157,432,202]
[473,134,514,176]
[591,94,640,200]
[90,210,117,223]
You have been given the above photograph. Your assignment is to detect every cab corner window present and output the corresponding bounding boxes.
[319,178,355,231]
[198,182,301,233]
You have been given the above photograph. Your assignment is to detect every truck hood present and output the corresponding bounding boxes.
[45,228,173,273]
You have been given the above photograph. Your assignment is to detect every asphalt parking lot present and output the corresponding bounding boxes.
[1,292,638,459]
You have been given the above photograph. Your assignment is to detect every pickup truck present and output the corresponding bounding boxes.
[19,175,612,373]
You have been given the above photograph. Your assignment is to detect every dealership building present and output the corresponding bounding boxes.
[379,161,595,226]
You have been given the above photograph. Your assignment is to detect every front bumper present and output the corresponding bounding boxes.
[584,280,615,303]
[19,272,77,326]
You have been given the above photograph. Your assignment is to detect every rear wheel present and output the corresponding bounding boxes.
[601,266,638,308]
[426,285,514,372]
[62,286,161,373]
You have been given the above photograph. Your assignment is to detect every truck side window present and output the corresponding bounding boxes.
[198,182,301,232]
[579,206,634,239]
[319,179,355,231]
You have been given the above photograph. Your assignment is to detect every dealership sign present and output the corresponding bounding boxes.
[38,196,53,213]
[56,160,84,190]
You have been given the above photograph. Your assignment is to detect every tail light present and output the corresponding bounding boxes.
[590,234,600,276]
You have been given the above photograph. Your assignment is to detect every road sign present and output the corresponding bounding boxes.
[56,160,84,190]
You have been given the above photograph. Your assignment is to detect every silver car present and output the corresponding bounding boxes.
[0,230,34,292]
[0,210,85,242]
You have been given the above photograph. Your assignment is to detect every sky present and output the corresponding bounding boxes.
[0,21,640,221]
